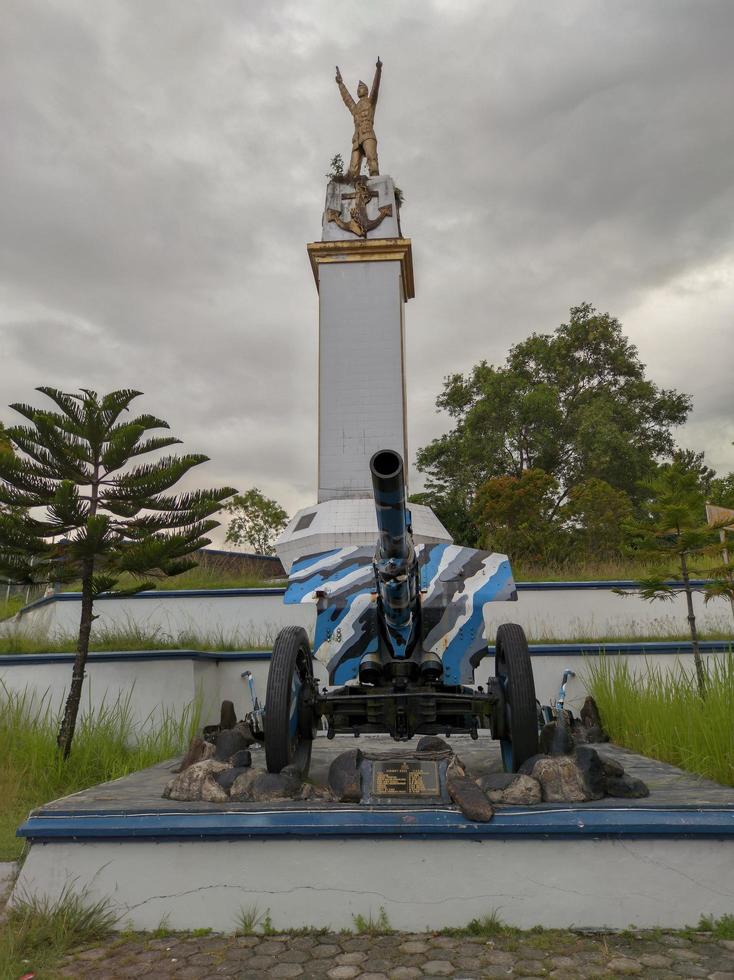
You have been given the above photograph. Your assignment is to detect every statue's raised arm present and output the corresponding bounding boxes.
[335,66,355,112]
[370,57,382,108]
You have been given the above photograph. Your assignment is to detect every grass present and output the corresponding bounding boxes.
[235,905,275,936]
[0,683,201,861]
[0,594,25,623]
[352,907,393,935]
[0,621,271,655]
[585,653,734,787]
[0,881,116,980]
[511,557,663,582]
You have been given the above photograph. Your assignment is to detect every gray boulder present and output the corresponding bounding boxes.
[214,766,250,792]
[328,749,363,802]
[175,735,216,773]
[230,770,303,802]
[477,772,541,805]
[526,755,591,803]
[229,749,252,769]
[214,727,251,762]
[447,774,494,822]
[163,759,229,801]
[599,755,624,779]
[539,720,574,756]
[416,736,452,753]
[606,774,650,798]
[574,746,606,800]
[220,699,238,730]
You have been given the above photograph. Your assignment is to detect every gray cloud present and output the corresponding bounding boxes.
[2,0,733,541]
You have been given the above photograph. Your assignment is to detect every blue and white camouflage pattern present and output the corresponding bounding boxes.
[285,543,517,685]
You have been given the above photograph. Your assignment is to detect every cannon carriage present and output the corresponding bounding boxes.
[262,449,538,776]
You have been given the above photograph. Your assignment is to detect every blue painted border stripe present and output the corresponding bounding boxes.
[0,641,731,668]
[17,806,734,842]
[18,579,718,613]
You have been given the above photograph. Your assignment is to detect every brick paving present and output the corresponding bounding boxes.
[51,928,734,978]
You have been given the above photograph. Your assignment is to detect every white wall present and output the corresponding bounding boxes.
[0,648,727,734]
[8,586,732,644]
[15,836,734,931]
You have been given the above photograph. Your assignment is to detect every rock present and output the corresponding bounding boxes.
[220,699,238,730]
[606,774,650,798]
[416,736,451,753]
[574,746,606,800]
[201,775,229,803]
[599,755,624,779]
[300,782,333,801]
[447,773,494,822]
[229,769,258,799]
[583,723,610,743]
[328,749,363,802]
[230,749,252,769]
[214,727,251,762]
[231,770,303,802]
[175,736,216,773]
[539,720,574,756]
[526,755,591,803]
[580,695,602,728]
[163,759,229,801]
[214,766,250,792]
[518,753,546,776]
[476,772,515,792]
[477,772,542,806]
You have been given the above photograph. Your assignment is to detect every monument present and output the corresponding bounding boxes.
[276,59,452,572]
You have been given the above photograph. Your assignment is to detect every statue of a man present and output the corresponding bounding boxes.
[335,58,382,179]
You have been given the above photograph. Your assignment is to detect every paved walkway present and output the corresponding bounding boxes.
[54,928,734,978]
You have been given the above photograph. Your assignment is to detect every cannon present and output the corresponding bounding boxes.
[262,449,538,776]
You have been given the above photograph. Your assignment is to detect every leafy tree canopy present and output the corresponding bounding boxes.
[416,303,691,545]
[224,488,288,556]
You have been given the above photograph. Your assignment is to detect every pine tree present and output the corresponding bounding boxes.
[620,462,734,695]
[0,388,235,757]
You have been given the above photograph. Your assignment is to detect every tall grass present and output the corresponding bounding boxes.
[585,654,734,787]
[0,882,116,979]
[0,621,271,655]
[0,683,201,861]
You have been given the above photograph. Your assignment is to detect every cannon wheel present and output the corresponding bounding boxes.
[265,626,316,775]
[495,623,538,773]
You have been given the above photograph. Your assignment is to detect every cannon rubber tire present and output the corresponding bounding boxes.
[495,623,538,772]
[265,626,315,775]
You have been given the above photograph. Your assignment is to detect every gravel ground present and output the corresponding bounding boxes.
[51,928,734,979]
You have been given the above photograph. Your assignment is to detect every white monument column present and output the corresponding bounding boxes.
[275,174,451,572]
[310,176,411,501]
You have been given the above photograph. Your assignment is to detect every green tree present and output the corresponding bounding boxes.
[224,488,288,556]
[561,478,633,561]
[620,462,734,694]
[416,303,691,543]
[0,388,235,757]
[472,468,566,563]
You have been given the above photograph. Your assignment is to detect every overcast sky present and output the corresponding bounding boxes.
[2,0,733,543]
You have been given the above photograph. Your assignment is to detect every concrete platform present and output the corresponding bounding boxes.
[13,736,734,931]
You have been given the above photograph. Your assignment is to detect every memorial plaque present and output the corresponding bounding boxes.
[372,759,440,798]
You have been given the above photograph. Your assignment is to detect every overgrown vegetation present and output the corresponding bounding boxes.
[618,461,734,693]
[0,621,271,654]
[0,684,200,861]
[352,907,392,935]
[0,387,234,757]
[0,882,116,980]
[586,655,734,786]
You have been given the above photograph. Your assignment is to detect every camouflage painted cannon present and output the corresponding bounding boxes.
[263,449,538,776]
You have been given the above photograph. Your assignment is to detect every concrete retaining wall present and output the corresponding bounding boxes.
[1,644,730,733]
[6,582,734,644]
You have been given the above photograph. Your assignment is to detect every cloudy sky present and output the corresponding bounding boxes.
[2,0,733,542]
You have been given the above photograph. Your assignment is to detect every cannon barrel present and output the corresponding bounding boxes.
[370,449,410,559]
